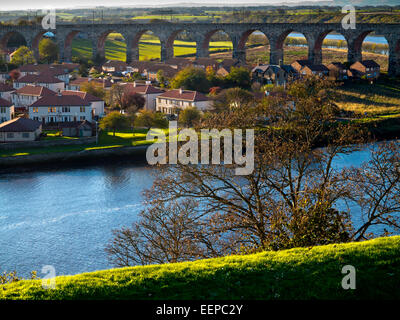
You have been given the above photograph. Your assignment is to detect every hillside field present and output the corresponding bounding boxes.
[1,236,399,300]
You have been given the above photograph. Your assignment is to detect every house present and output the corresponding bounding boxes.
[0,83,15,101]
[291,60,312,73]
[251,64,296,86]
[0,98,14,123]
[61,90,105,118]
[67,77,112,91]
[11,85,56,109]
[300,64,330,77]
[28,93,92,124]
[129,60,155,75]
[102,60,128,74]
[156,89,211,114]
[18,64,71,84]
[165,57,193,70]
[193,58,219,70]
[327,62,350,81]
[62,120,93,137]
[0,117,42,142]
[121,82,164,111]
[350,60,380,80]
[143,64,179,82]
[13,73,65,91]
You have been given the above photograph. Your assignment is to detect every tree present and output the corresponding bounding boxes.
[9,69,21,81]
[170,67,210,93]
[108,77,365,265]
[213,87,254,111]
[39,38,59,63]
[99,112,130,136]
[224,67,251,89]
[134,110,155,129]
[156,69,166,87]
[11,46,35,66]
[178,107,201,127]
[121,92,145,113]
[81,81,106,100]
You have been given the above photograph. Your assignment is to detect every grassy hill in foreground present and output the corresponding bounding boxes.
[1,236,399,300]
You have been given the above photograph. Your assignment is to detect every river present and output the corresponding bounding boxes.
[0,145,395,277]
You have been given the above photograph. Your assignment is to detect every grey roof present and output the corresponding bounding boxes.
[0,117,41,132]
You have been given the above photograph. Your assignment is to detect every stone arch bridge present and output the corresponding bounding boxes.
[1,22,399,76]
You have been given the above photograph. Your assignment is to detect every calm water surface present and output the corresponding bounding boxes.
[0,145,394,277]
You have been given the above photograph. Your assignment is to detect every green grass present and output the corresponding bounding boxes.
[0,129,161,158]
[0,236,399,300]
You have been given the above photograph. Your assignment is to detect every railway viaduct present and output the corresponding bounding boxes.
[1,22,399,76]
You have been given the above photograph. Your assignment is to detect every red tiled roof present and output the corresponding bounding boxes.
[16,73,64,84]
[69,77,112,88]
[0,117,41,132]
[0,83,14,92]
[158,89,209,102]
[123,83,164,95]
[0,97,12,107]
[13,85,56,96]
[30,94,91,107]
[61,90,104,102]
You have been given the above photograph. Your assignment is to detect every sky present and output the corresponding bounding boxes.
[1,0,323,11]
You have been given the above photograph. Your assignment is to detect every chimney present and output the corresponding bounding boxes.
[133,81,137,87]
[179,88,183,95]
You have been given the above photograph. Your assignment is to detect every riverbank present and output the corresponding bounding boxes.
[1,236,399,300]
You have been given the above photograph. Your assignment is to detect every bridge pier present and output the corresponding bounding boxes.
[388,39,400,77]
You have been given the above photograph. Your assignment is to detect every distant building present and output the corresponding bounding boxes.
[156,89,211,114]
[29,93,92,124]
[67,77,112,91]
[0,117,42,142]
[300,64,330,77]
[144,64,179,81]
[350,60,380,80]
[0,97,14,123]
[291,60,313,73]
[193,58,219,70]
[252,64,297,86]
[327,62,350,81]
[165,57,193,70]
[102,60,128,74]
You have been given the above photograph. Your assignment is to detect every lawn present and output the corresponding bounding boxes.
[0,129,165,158]
[1,236,399,299]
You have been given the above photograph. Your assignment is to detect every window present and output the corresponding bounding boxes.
[48,107,56,113]
[6,133,14,138]
[0,107,5,113]
[80,107,85,113]
[80,116,85,121]
[22,133,29,138]
[32,107,38,113]
[62,107,70,112]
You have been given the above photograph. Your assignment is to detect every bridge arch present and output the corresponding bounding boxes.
[237,29,270,64]
[200,29,233,59]
[270,29,310,65]
[0,31,27,55]
[350,31,389,72]
[165,29,196,60]
[95,30,128,63]
[312,30,349,65]
[31,30,49,61]
[129,30,162,62]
